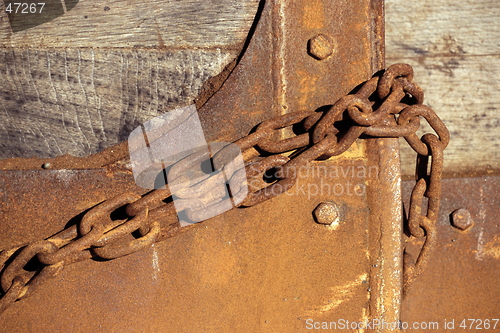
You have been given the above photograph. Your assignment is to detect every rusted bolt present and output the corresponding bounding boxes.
[451,208,473,230]
[308,34,336,60]
[313,202,340,225]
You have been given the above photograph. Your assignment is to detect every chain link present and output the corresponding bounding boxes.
[0,63,449,314]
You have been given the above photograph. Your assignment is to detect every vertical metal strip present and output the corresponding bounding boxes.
[367,139,404,332]
[367,1,404,330]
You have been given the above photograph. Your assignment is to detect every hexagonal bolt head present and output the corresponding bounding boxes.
[313,202,340,225]
[451,208,473,231]
[308,34,336,60]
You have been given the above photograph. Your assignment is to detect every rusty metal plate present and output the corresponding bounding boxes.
[0,159,375,332]
[0,169,144,249]
[0,0,397,331]
[199,0,383,144]
[402,176,500,328]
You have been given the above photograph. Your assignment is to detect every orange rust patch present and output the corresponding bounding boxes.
[301,0,325,30]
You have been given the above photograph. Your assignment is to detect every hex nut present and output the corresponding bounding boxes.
[451,208,473,231]
[308,34,336,60]
[313,202,340,225]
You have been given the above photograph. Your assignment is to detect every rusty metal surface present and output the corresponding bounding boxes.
[0,60,450,329]
[365,138,404,329]
[0,0,409,332]
[199,0,379,144]
[0,160,374,332]
[0,169,145,249]
[401,176,500,328]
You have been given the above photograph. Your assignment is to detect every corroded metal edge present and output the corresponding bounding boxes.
[366,1,404,330]
[367,138,403,332]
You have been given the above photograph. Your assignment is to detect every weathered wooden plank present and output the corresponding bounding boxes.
[0,0,260,159]
[0,0,259,48]
[386,0,500,176]
[0,48,233,157]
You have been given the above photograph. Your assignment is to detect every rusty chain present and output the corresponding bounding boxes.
[0,63,449,315]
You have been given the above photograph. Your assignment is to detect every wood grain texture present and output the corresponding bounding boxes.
[0,48,233,157]
[0,0,260,48]
[0,0,260,158]
[386,0,500,176]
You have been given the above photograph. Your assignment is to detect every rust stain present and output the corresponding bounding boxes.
[328,141,367,161]
[401,176,500,325]
[74,198,105,211]
[301,0,325,30]
[296,70,320,108]
[190,235,239,286]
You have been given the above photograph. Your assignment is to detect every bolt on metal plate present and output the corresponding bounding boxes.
[451,208,473,231]
[313,201,340,226]
[308,34,336,60]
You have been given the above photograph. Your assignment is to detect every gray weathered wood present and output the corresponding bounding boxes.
[0,0,259,48]
[0,48,233,157]
[386,0,500,176]
[0,0,260,158]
